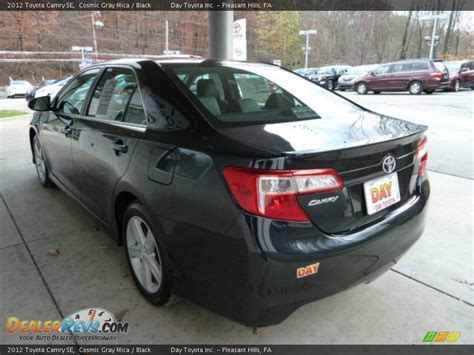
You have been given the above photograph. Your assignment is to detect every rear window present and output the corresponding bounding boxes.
[164,63,363,126]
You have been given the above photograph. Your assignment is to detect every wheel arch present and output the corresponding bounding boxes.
[114,190,139,246]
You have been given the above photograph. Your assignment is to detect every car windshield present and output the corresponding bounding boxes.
[163,62,363,126]
[12,80,30,85]
[444,62,462,73]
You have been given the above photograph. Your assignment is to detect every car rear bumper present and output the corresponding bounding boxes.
[235,176,430,326]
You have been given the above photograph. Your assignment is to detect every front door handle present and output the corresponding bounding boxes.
[112,140,128,155]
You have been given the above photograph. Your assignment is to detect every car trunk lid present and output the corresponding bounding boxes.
[218,111,427,234]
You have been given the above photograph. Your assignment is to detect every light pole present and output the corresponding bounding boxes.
[299,29,317,68]
[90,11,104,61]
[420,13,448,59]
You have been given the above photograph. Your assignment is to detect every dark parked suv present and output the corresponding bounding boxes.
[27,58,429,326]
[354,59,447,94]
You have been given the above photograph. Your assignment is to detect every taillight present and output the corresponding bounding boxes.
[430,72,443,80]
[223,167,344,222]
[416,136,428,176]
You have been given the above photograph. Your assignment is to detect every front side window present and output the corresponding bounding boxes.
[164,62,363,126]
[56,69,100,115]
[374,65,390,75]
[87,67,146,125]
[390,63,411,73]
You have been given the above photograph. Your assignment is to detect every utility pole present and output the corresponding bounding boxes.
[299,29,317,68]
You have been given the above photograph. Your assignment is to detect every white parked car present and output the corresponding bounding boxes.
[6,80,33,98]
[35,77,72,99]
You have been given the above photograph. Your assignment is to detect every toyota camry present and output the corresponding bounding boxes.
[28,58,430,326]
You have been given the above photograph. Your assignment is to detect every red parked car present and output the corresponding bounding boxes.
[443,60,474,92]
[354,59,447,95]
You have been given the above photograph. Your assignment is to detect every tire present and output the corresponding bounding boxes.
[356,82,368,95]
[339,88,346,91]
[454,80,460,92]
[326,80,335,91]
[123,202,175,306]
[408,81,423,95]
[32,135,55,188]
[373,91,381,94]
[425,90,434,95]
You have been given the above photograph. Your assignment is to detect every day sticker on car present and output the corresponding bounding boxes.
[363,172,401,215]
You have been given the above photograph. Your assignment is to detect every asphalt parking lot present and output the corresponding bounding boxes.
[0,91,472,345]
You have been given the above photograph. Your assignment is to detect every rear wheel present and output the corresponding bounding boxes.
[356,82,368,95]
[326,80,335,91]
[339,88,346,91]
[124,203,176,306]
[408,81,423,94]
[373,91,381,94]
[32,135,54,187]
[425,90,434,94]
[454,80,460,92]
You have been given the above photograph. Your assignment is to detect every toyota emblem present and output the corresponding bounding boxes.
[382,155,396,174]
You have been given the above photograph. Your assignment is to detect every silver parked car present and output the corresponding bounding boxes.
[337,64,377,91]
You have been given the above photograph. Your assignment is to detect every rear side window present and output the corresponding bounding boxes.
[390,63,411,73]
[87,67,146,125]
[410,62,429,71]
[56,69,100,115]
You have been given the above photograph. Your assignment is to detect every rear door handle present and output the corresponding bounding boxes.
[112,140,128,155]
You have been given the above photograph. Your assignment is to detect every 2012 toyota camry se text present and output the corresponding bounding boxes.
[27,58,430,326]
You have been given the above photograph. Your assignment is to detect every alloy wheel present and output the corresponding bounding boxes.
[455,80,460,92]
[357,83,368,94]
[409,82,422,94]
[126,216,162,293]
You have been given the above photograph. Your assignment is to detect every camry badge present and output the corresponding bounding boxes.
[382,155,396,174]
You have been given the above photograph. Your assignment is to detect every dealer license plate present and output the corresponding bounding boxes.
[363,173,401,215]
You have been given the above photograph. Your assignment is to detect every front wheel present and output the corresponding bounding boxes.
[408,81,423,95]
[373,91,381,94]
[123,203,175,306]
[32,135,54,187]
[356,82,368,95]
[326,80,335,91]
[425,90,434,94]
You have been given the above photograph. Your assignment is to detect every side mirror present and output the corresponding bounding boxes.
[28,96,51,111]
[368,71,375,76]
[460,67,468,73]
